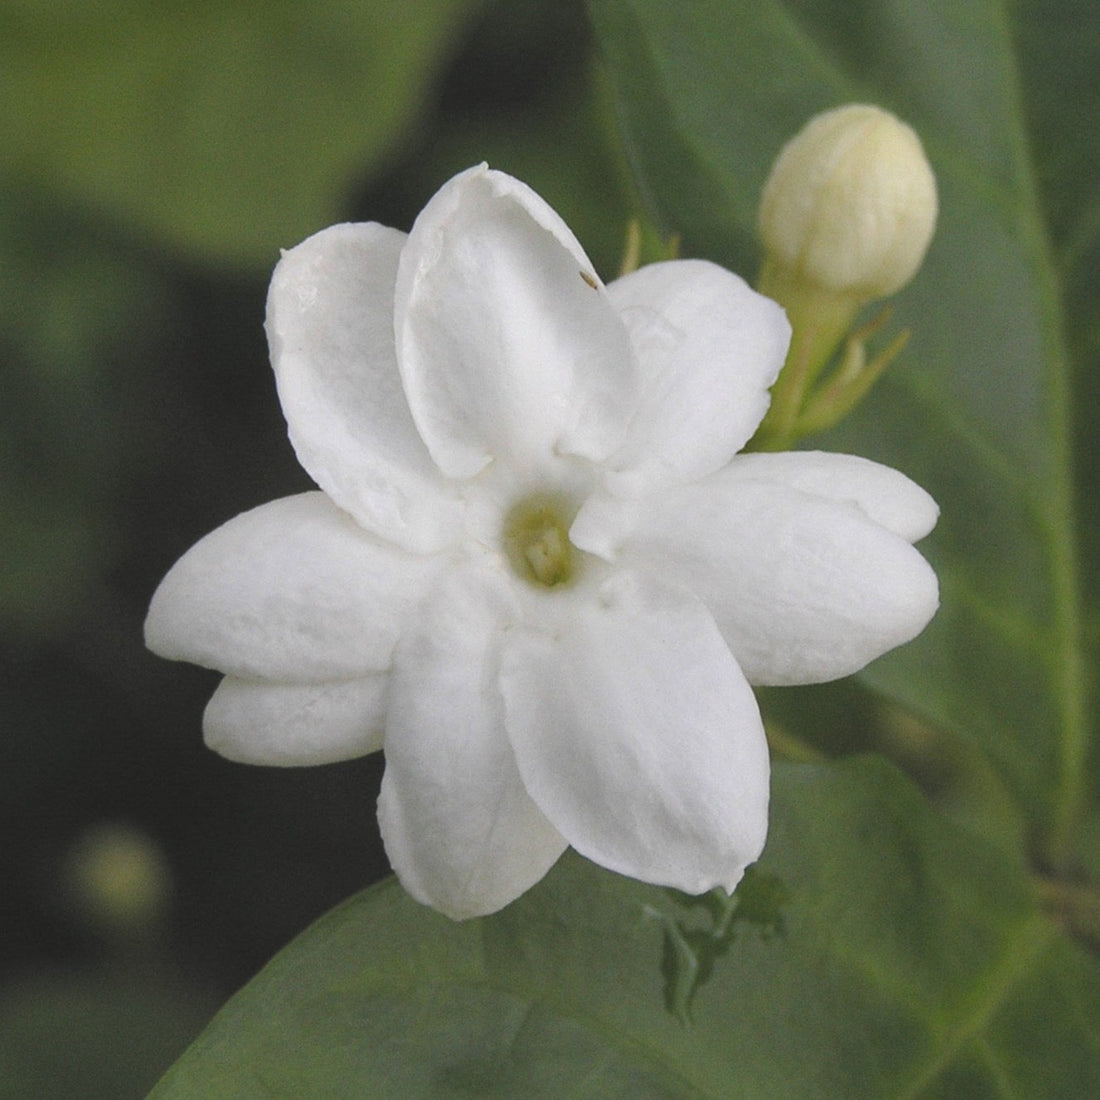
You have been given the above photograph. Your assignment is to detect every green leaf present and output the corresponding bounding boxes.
[151,760,1099,1097]
[0,0,482,266]
[0,971,217,1100]
[587,0,1097,865]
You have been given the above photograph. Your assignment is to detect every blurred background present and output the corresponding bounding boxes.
[0,1,640,1093]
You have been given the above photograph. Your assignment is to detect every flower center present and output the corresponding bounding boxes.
[502,494,579,588]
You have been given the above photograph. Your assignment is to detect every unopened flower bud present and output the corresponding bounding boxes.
[759,104,937,299]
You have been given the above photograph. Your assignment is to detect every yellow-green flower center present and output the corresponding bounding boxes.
[503,494,578,588]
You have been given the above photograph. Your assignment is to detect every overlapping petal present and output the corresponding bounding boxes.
[572,473,938,686]
[267,222,461,552]
[720,450,939,542]
[605,260,790,493]
[204,675,388,766]
[378,564,567,919]
[499,571,769,896]
[145,492,439,682]
[393,165,638,480]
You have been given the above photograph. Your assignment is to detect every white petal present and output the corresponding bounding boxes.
[605,260,790,493]
[499,571,769,896]
[393,165,637,479]
[574,474,939,686]
[145,492,438,681]
[267,222,461,552]
[203,675,387,766]
[377,564,566,919]
[721,450,939,542]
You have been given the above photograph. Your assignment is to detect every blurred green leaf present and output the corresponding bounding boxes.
[0,971,217,1100]
[0,186,165,636]
[151,759,1099,1097]
[587,0,1098,867]
[0,0,483,266]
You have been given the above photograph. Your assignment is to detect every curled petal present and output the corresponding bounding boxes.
[145,492,438,681]
[721,450,939,542]
[267,222,461,552]
[500,571,769,896]
[572,476,939,686]
[378,564,566,920]
[394,165,637,479]
[204,675,387,766]
[605,260,790,493]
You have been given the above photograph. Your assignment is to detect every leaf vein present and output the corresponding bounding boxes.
[894,917,1052,1099]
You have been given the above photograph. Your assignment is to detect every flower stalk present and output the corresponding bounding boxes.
[750,260,865,449]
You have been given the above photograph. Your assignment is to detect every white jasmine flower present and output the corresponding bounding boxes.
[146,165,939,920]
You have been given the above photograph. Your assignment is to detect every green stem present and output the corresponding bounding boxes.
[749,260,863,451]
[796,322,910,438]
[764,720,826,763]
[1035,874,1100,950]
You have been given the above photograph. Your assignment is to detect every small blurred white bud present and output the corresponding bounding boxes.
[760,104,937,299]
[62,821,173,939]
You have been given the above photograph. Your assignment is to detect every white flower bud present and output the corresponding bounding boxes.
[760,104,937,299]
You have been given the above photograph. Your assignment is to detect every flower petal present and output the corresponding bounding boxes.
[267,222,461,552]
[499,571,769,896]
[605,260,790,493]
[203,675,387,766]
[377,564,567,919]
[145,492,438,681]
[573,473,938,686]
[720,450,939,542]
[393,165,637,479]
